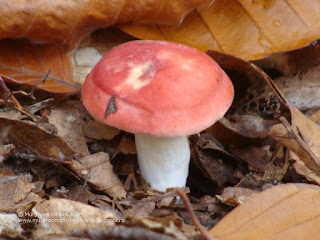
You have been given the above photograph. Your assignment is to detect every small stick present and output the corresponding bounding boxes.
[29,70,51,99]
[175,187,218,240]
[279,116,320,173]
[279,116,320,163]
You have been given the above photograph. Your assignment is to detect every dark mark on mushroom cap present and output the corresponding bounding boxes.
[104,95,117,118]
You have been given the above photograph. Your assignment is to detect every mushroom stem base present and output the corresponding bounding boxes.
[135,134,190,192]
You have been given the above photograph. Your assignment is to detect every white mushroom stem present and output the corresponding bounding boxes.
[135,134,190,192]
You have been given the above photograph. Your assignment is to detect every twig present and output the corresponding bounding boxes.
[175,187,218,240]
[0,65,81,90]
[0,76,40,121]
[279,116,320,163]
[29,70,51,99]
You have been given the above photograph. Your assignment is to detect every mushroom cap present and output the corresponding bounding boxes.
[82,40,234,137]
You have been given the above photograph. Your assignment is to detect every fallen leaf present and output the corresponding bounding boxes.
[231,145,272,172]
[0,117,76,163]
[0,144,14,163]
[29,197,118,239]
[118,135,136,155]
[121,0,320,60]
[0,174,43,212]
[130,202,156,217]
[253,40,320,76]
[241,63,320,176]
[47,104,89,157]
[125,215,187,240]
[193,133,244,187]
[216,187,258,206]
[68,100,120,141]
[269,106,320,175]
[210,183,320,240]
[290,151,320,185]
[69,152,126,199]
[0,39,78,98]
[263,161,289,182]
[273,64,320,110]
[0,1,210,49]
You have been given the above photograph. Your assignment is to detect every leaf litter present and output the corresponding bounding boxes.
[1,25,320,240]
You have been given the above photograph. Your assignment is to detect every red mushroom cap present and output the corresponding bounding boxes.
[82,40,234,137]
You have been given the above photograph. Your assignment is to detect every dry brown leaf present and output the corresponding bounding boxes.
[194,133,243,187]
[119,135,137,155]
[253,40,320,76]
[47,105,89,157]
[69,152,126,199]
[269,106,320,175]
[68,100,120,141]
[0,39,77,98]
[120,0,320,60]
[126,215,187,240]
[231,145,272,172]
[273,64,320,110]
[243,62,320,176]
[29,197,118,239]
[290,151,320,185]
[210,183,320,240]
[0,117,76,163]
[216,187,258,206]
[0,175,42,212]
[0,1,210,49]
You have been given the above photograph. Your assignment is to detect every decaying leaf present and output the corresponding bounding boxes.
[193,133,244,187]
[125,215,187,240]
[290,151,320,185]
[0,174,43,212]
[269,106,320,175]
[47,105,89,157]
[210,183,320,240]
[69,152,126,199]
[274,64,320,110]
[0,0,210,49]
[120,0,320,60]
[0,39,78,98]
[68,100,120,141]
[0,144,14,163]
[0,117,76,163]
[253,40,320,76]
[29,197,118,239]
[231,145,272,172]
[216,187,258,206]
[263,161,289,182]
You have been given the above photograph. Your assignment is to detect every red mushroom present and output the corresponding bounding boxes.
[82,40,234,192]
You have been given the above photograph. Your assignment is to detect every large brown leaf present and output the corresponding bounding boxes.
[0,39,77,97]
[0,0,210,49]
[120,0,320,60]
[210,184,320,240]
